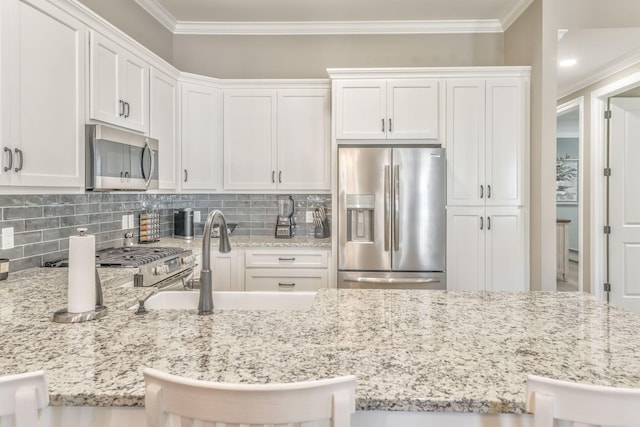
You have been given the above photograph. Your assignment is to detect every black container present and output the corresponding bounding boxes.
[174,208,194,240]
[0,258,8,280]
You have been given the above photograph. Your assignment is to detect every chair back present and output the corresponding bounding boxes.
[144,367,356,427]
[0,370,49,427]
[527,374,640,427]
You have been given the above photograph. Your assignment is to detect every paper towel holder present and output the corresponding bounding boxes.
[53,269,107,323]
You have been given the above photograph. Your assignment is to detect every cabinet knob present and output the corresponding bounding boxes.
[184,169,188,182]
[487,185,491,199]
[388,118,392,133]
[381,118,385,132]
[278,171,282,183]
[14,148,23,172]
[480,185,484,199]
[480,216,483,230]
[272,171,275,183]
[119,100,125,117]
[487,216,491,230]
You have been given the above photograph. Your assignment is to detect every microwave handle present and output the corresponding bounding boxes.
[142,139,155,188]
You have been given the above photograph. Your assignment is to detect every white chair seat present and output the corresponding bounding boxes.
[0,370,49,427]
[527,374,640,427]
[144,367,356,427]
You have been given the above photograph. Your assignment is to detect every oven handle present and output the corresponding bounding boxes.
[152,267,195,290]
[342,277,439,284]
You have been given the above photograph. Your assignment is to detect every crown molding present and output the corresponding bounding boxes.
[135,0,536,35]
[558,48,640,99]
[172,19,503,35]
[500,0,534,31]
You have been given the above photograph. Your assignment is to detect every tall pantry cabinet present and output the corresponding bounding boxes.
[446,75,529,291]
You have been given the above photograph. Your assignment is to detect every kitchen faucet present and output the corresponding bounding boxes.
[198,210,232,315]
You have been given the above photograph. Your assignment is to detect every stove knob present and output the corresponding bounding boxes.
[181,255,195,265]
[154,265,169,275]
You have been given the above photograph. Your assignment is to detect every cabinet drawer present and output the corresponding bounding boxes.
[245,269,328,291]
[245,250,328,268]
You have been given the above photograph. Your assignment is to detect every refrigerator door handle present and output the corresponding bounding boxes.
[393,165,400,251]
[343,277,440,284]
[384,165,390,252]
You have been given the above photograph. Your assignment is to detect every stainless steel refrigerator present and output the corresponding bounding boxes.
[338,146,446,289]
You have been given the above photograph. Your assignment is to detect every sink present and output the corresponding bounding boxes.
[131,291,316,312]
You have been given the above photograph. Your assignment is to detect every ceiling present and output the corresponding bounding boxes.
[134,0,640,98]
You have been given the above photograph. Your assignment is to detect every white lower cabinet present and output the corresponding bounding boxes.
[211,250,241,291]
[447,207,526,291]
[244,249,329,291]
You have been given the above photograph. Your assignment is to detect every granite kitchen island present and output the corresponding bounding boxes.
[2,267,640,427]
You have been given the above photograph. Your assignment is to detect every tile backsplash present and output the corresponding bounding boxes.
[0,193,331,272]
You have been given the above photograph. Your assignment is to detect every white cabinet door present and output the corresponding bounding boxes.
[446,207,485,291]
[277,89,330,191]
[485,79,526,207]
[89,32,149,133]
[446,79,486,206]
[387,79,439,139]
[212,250,240,291]
[447,207,526,291]
[150,68,177,190]
[334,80,386,139]
[1,0,85,188]
[223,90,277,190]
[245,269,328,292]
[485,208,526,291]
[180,83,220,191]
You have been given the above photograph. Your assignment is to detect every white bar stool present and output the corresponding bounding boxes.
[144,367,356,427]
[0,370,49,427]
[527,374,640,427]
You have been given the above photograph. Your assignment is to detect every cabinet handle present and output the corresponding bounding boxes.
[3,147,12,172]
[480,185,484,199]
[389,118,392,133]
[272,171,275,183]
[381,118,385,132]
[487,185,491,199]
[125,102,130,118]
[124,171,129,181]
[278,283,295,288]
[184,169,188,182]
[480,216,483,230]
[487,216,491,230]
[120,171,124,181]
[278,171,282,183]
[14,148,23,172]
[119,100,125,117]
[278,257,296,262]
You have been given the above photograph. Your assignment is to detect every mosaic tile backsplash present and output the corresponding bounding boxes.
[0,193,331,272]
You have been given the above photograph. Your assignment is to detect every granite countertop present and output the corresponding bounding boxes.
[153,236,331,255]
[2,266,640,414]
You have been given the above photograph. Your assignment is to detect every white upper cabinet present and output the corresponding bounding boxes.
[180,82,221,191]
[89,31,149,133]
[150,68,178,190]
[0,0,85,188]
[223,87,330,191]
[446,78,526,206]
[334,79,439,141]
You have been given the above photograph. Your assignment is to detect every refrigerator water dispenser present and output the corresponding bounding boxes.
[346,194,374,243]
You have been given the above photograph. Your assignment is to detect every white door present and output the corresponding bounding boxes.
[180,83,220,191]
[446,207,485,291]
[150,68,177,190]
[386,79,439,140]
[6,0,85,188]
[609,98,640,313]
[120,54,149,133]
[446,79,486,206]
[277,89,330,191]
[485,79,526,206]
[485,207,526,291]
[334,80,386,140]
[223,90,277,190]
[89,32,122,126]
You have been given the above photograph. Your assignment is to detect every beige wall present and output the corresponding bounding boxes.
[556,0,640,29]
[504,0,557,291]
[172,34,504,78]
[79,0,173,63]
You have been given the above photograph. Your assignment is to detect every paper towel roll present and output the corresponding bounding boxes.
[68,229,96,313]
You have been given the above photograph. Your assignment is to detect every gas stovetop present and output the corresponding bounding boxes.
[45,246,186,268]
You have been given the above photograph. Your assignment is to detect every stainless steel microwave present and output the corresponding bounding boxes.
[85,124,159,191]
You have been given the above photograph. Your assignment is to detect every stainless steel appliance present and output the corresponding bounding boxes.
[45,246,196,288]
[338,146,446,289]
[85,124,158,191]
[275,195,295,238]
[174,208,195,240]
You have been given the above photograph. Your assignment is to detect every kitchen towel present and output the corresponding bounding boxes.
[68,230,96,313]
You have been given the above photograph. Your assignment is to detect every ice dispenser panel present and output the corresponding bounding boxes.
[346,194,374,242]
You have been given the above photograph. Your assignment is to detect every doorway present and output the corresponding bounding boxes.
[556,99,583,292]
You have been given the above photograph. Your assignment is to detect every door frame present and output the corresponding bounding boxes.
[590,71,640,300]
[557,97,584,292]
